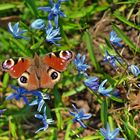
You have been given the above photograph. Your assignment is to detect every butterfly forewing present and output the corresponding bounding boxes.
[1,58,31,78]
[42,51,74,72]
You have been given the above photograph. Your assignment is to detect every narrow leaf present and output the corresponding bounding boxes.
[82,30,100,71]
[113,11,140,30]
[100,100,108,127]
[112,24,140,53]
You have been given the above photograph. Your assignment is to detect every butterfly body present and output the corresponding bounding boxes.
[1,51,74,90]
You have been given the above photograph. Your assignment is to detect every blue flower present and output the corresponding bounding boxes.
[110,31,122,47]
[73,53,90,76]
[45,21,61,45]
[6,85,40,105]
[128,64,140,77]
[98,79,113,97]
[29,92,50,112]
[38,0,68,27]
[31,19,46,30]
[100,123,125,140]
[35,106,54,133]
[103,51,122,69]
[0,109,7,117]
[69,104,92,128]
[8,22,28,39]
[84,76,99,91]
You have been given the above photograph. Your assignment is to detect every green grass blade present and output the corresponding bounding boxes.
[9,117,17,139]
[24,0,38,17]
[64,120,73,140]
[110,95,124,103]
[113,11,140,30]
[112,24,140,53]
[62,84,86,97]
[100,99,108,127]
[53,87,63,130]
[76,135,103,140]
[82,30,100,71]
[2,73,9,92]
[0,4,16,12]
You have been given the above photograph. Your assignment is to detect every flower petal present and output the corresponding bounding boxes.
[35,114,43,119]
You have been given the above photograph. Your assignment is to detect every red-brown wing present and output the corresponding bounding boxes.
[40,67,61,89]
[2,58,31,78]
[42,51,74,72]
[17,70,39,91]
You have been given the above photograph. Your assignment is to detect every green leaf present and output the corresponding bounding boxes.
[76,135,103,140]
[2,73,9,92]
[62,84,86,97]
[10,38,32,57]
[100,100,108,127]
[82,30,100,71]
[30,38,44,49]
[25,0,38,17]
[64,120,73,140]
[68,4,108,19]
[112,24,140,53]
[53,88,63,130]
[0,4,16,12]
[9,117,17,139]
[113,11,140,30]
[110,95,124,103]
[121,119,135,140]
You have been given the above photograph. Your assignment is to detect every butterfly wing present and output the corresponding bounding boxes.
[1,57,40,90]
[1,58,31,78]
[42,51,74,72]
[40,51,74,89]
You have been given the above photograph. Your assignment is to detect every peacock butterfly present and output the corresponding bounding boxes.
[0,51,74,90]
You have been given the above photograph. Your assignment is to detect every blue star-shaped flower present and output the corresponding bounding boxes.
[110,31,122,47]
[98,79,113,97]
[29,92,50,112]
[0,109,7,117]
[31,19,46,30]
[128,64,140,77]
[8,22,28,39]
[35,106,54,133]
[6,85,40,105]
[103,51,122,69]
[38,0,68,27]
[45,20,61,45]
[84,76,99,91]
[73,53,90,77]
[100,123,125,140]
[69,104,92,128]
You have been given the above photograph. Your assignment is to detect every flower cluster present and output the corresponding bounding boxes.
[6,85,52,133]
[8,0,68,46]
[5,0,69,134]
[84,77,113,97]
